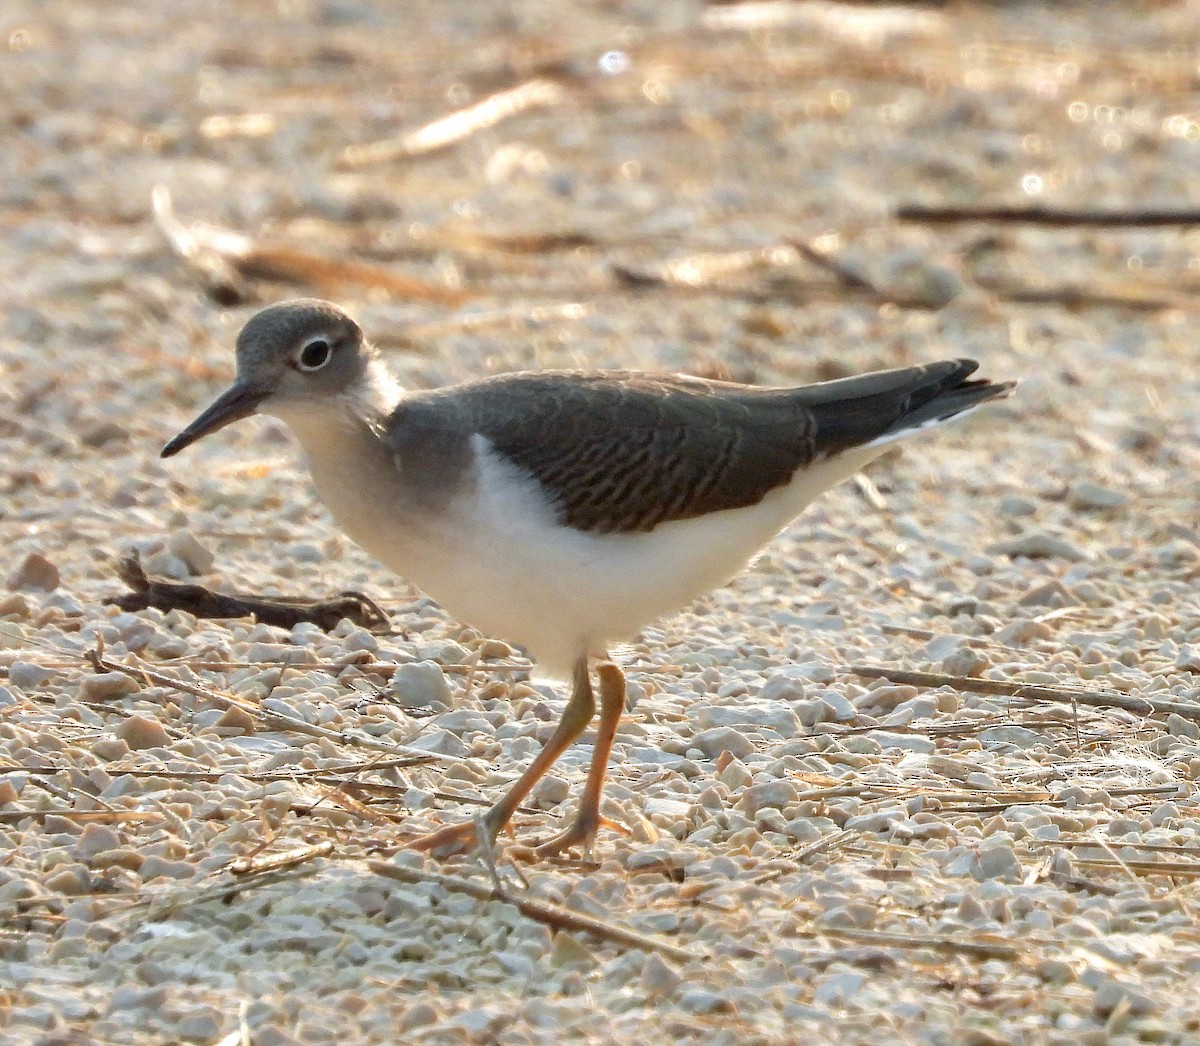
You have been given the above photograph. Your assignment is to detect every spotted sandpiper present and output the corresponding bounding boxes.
[162,299,1014,857]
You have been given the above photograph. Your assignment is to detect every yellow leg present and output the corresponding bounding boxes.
[532,660,627,858]
[408,656,596,855]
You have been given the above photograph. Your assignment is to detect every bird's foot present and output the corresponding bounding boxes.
[526,812,627,861]
[406,813,500,857]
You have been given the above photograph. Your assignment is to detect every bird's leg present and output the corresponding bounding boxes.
[407,656,596,855]
[532,660,627,859]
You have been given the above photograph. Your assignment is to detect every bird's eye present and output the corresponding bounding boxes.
[297,338,332,371]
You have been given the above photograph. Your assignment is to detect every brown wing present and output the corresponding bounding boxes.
[404,360,1011,535]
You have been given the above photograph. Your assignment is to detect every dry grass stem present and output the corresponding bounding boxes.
[338,79,566,167]
[848,665,1200,719]
[814,926,1021,960]
[230,840,336,877]
[82,648,466,763]
[152,186,470,304]
[367,860,701,964]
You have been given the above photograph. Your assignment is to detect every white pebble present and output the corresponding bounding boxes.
[691,726,755,760]
[390,661,451,708]
[813,971,866,1006]
[166,531,215,574]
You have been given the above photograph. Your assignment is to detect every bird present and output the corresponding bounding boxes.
[161,298,1014,858]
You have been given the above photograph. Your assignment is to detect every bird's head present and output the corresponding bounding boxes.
[161,299,378,458]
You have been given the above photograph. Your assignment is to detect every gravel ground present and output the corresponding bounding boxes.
[4,1,1200,1043]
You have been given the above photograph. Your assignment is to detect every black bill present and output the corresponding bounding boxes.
[160,381,269,458]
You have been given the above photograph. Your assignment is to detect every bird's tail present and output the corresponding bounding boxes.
[800,359,1015,456]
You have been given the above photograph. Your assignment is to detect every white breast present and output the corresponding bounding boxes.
[359,436,888,678]
[279,401,892,679]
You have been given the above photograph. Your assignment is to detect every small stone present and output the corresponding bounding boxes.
[74,822,121,859]
[870,731,935,754]
[79,672,140,700]
[1150,801,1180,827]
[786,661,837,684]
[793,699,828,727]
[91,737,131,760]
[1017,580,1073,608]
[1175,647,1200,673]
[288,542,324,563]
[817,691,857,721]
[979,725,1045,749]
[816,903,875,929]
[397,1003,442,1032]
[887,695,937,722]
[974,842,1020,881]
[813,971,866,1006]
[0,593,30,618]
[693,702,798,735]
[1156,539,1198,566]
[174,1009,223,1041]
[44,864,91,896]
[679,987,728,1014]
[1165,713,1199,739]
[738,781,797,816]
[926,755,975,782]
[993,618,1051,647]
[1036,958,1075,985]
[216,704,256,733]
[475,638,514,659]
[341,628,378,652]
[641,952,681,996]
[716,756,753,789]
[1091,978,1154,1018]
[246,643,317,665]
[415,639,470,665]
[402,786,436,810]
[390,661,451,708]
[548,932,597,969]
[8,661,52,688]
[530,774,570,808]
[863,684,918,710]
[987,529,1089,562]
[997,495,1037,517]
[644,796,692,824]
[692,726,756,760]
[166,531,216,575]
[114,715,171,750]
[942,651,987,677]
[879,251,965,308]
[408,729,465,756]
[107,985,167,1014]
[80,419,128,447]
[1068,481,1127,511]
[139,855,197,881]
[758,671,806,703]
[959,1031,1011,1046]
[7,551,59,592]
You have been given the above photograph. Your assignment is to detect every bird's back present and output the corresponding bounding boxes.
[397,360,1012,535]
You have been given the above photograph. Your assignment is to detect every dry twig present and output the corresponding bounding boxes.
[107,553,390,631]
[814,926,1021,960]
[848,665,1200,720]
[897,203,1200,227]
[230,840,335,877]
[338,78,567,167]
[152,186,469,304]
[80,647,466,764]
[368,860,702,964]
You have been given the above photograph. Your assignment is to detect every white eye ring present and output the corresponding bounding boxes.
[297,337,333,371]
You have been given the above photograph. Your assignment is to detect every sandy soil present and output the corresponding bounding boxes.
[3,1,1200,1043]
